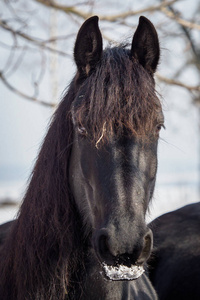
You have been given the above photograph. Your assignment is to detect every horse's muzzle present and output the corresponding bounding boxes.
[94,228,153,280]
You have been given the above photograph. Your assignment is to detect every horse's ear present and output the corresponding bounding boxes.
[74,16,103,77]
[131,16,160,73]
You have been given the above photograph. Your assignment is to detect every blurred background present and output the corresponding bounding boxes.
[0,0,199,225]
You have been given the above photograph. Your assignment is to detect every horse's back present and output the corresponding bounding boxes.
[149,202,200,300]
[0,220,15,246]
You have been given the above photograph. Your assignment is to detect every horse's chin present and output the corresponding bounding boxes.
[102,263,145,281]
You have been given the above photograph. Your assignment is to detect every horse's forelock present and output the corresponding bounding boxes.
[73,46,160,145]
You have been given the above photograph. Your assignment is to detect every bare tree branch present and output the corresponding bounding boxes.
[161,7,200,30]
[34,0,179,21]
[1,0,200,106]
[165,4,200,70]
[0,19,69,57]
[0,71,56,107]
[157,74,200,92]
[5,46,27,77]
[100,0,179,21]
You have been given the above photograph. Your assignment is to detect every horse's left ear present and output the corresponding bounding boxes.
[131,16,160,73]
[74,16,103,77]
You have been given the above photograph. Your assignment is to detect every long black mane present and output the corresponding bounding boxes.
[0,82,83,299]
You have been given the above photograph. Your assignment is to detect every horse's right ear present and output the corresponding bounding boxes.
[131,16,160,74]
[74,16,103,78]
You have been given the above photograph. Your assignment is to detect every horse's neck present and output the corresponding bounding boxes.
[69,251,157,300]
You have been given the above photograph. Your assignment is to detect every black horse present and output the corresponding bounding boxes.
[0,16,163,299]
[149,202,200,300]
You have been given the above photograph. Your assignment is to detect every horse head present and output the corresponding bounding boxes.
[69,16,163,280]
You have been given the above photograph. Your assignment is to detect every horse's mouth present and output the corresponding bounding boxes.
[102,263,145,281]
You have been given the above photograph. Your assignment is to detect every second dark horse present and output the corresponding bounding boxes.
[0,16,163,299]
[149,202,200,300]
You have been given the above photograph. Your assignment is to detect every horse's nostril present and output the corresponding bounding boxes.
[136,229,153,265]
[99,234,109,256]
[96,230,116,265]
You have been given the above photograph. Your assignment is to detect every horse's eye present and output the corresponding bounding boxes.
[155,123,164,135]
[77,126,87,136]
